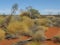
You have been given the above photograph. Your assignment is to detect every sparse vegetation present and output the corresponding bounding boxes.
[0,3,60,45]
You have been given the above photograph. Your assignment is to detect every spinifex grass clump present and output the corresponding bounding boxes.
[0,28,5,40]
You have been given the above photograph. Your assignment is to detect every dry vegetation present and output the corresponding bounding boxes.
[0,4,60,45]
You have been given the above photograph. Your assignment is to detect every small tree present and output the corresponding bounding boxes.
[27,7,40,19]
[11,3,18,15]
[20,6,40,19]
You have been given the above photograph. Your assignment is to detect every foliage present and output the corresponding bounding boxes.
[0,16,5,24]
[34,18,50,27]
[11,3,18,15]
[0,28,5,40]
[20,16,34,28]
[7,16,36,38]
[31,26,48,41]
[7,21,29,35]
[20,7,40,19]
[0,4,60,45]
[20,11,30,17]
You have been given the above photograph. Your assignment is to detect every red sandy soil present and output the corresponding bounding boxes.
[0,36,29,45]
[0,27,60,45]
[43,41,58,45]
[44,27,60,45]
[45,27,60,38]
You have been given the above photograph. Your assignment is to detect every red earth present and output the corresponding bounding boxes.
[45,27,60,45]
[0,27,60,45]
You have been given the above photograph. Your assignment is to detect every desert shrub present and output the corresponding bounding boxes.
[34,18,49,26]
[0,28,5,40]
[7,21,29,35]
[20,11,30,18]
[29,26,48,42]
[7,16,35,38]
[20,7,40,19]
[20,16,34,27]
[0,16,5,24]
